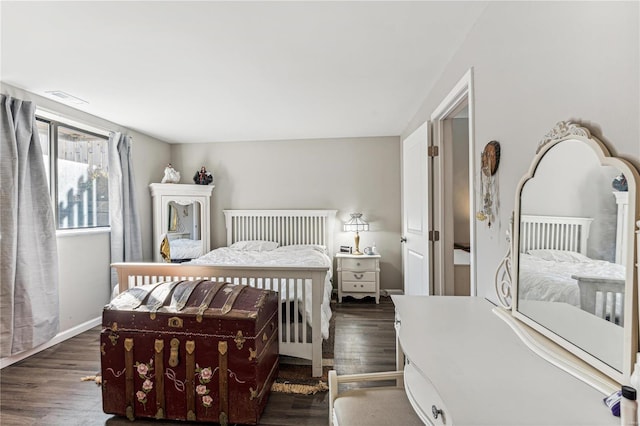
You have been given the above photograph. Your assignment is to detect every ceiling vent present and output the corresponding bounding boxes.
[44,90,88,105]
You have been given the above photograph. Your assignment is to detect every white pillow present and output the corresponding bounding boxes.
[229,240,279,251]
[527,249,591,263]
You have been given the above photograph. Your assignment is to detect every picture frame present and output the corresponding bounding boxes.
[339,245,352,254]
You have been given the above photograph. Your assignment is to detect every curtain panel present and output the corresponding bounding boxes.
[108,132,143,289]
[0,95,59,357]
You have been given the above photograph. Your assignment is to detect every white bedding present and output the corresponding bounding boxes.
[188,244,333,340]
[169,238,202,260]
[519,252,625,309]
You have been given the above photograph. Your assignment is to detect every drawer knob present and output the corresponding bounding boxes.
[356,262,360,266]
[432,405,443,420]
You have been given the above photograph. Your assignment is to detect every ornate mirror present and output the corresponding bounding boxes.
[511,121,639,384]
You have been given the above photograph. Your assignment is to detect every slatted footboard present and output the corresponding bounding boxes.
[112,262,328,377]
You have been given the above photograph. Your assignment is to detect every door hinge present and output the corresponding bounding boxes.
[427,146,439,157]
[428,230,440,242]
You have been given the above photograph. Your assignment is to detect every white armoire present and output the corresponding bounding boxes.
[149,183,214,262]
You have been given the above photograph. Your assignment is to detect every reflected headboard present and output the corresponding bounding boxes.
[223,209,337,257]
[519,215,594,255]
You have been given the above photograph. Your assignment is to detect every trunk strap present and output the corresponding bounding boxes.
[124,338,135,421]
[221,284,247,315]
[218,341,229,426]
[154,339,165,419]
[196,281,227,322]
[186,340,196,421]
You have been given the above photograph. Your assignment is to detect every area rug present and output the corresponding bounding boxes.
[271,301,336,394]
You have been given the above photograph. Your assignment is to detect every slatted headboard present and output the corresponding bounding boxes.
[519,215,594,255]
[223,209,337,257]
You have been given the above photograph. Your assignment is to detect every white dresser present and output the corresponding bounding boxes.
[336,253,381,303]
[392,296,618,426]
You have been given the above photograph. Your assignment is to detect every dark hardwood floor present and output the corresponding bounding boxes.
[0,296,396,426]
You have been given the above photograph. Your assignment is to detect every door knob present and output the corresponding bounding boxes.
[400,237,407,243]
[432,405,443,419]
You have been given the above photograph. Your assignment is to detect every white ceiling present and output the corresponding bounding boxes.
[1,1,487,144]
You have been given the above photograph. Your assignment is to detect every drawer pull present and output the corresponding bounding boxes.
[354,273,364,280]
[432,405,443,420]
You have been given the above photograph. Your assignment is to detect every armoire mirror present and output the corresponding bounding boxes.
[512,121,639,384]
[167,200,202,240]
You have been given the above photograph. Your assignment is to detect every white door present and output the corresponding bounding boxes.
[401,122,431,295]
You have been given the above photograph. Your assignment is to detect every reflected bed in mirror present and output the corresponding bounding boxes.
[165,200,204,261]
[512,121,638,384]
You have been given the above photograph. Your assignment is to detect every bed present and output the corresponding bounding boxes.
[517,215,625,325]
[112,209,337,377]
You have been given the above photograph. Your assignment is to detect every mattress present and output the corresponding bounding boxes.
[518,252,625,316]
[188,244,333,340]
[168,238,203,260]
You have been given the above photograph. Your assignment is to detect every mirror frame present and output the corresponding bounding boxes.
[511,121,639,384]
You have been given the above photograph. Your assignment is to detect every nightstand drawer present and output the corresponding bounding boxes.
[342,281,376,292]
[341,257,377,270]
[341,271,376,282]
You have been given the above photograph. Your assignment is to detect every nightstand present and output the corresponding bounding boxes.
[336,253,381,303]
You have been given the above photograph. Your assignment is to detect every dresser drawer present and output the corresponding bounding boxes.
[342,281,376,292]
[404,362,449,426]
[341,257,377,270]
[341,271,376,282]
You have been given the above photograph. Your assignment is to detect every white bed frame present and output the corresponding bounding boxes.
[112,209,337,377]
[519,214,624,324]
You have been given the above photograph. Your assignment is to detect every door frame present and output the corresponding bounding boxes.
[430,68,476,296]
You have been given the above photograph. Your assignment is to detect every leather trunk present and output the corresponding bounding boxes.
[100,280,279,425]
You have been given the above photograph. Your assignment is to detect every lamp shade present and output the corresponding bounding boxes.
[343,213,369,232]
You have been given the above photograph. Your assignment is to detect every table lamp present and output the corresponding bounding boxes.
[343,213,369,255]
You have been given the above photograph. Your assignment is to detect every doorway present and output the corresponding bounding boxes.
[431,69,476,296]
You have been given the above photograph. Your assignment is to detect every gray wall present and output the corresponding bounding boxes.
[168,137,403,291]
[402,1,639,301]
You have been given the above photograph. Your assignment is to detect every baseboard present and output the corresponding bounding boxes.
[334,288,403,298]
[0,316,101,369]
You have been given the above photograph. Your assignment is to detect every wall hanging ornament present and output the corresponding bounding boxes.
[476,141,501,227]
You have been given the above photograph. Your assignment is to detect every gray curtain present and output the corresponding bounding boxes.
[0,95,59,357]
[108,132,143,289]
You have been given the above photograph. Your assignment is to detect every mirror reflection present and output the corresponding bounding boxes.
[517,139,627,371]
[164,201,204,262]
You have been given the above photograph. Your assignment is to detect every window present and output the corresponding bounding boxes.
[36,116,110,230]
